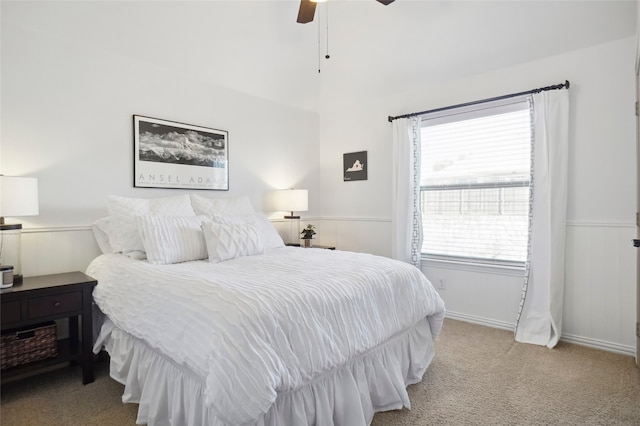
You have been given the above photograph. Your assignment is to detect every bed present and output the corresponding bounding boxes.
[87,194,445,426]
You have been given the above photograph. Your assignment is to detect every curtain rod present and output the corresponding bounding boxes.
[387,80,570,123]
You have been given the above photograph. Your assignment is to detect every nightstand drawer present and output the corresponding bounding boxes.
[1,301,22,324]
[28,292,82,319]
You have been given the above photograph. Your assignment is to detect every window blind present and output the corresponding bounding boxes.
[420,99,532,265]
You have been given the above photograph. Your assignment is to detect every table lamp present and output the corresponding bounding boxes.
[0,176,39,283]
[268,189,308,246]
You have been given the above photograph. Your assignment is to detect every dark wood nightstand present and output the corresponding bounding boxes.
[286,243,336,250]
[0,271,97,385]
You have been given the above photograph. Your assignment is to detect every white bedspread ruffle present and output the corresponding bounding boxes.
[97,315,435,426]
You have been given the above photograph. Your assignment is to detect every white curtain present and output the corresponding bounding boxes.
[515,89,569,348]
[391,117,422,268]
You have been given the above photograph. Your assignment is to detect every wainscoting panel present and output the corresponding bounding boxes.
[563,222,636,354]
[271,217,392,255]
[17,220,637,356]
[313,218,636,355]
[315,218,392,257]
[421,222,637,356]
[21,227,102,277]
[421,261,524,330]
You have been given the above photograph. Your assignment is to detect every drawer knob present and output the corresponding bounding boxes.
[53,301,61,308]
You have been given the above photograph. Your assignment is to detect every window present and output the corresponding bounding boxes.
[420,98,532,266]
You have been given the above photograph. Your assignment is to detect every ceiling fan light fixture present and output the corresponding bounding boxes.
[297,0,317,24]
[297,0,394,24]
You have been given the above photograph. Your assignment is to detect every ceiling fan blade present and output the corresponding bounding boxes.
[297,0,317,24]
[376,0,395,5]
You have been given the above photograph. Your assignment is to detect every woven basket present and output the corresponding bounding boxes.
[1,322,57,369]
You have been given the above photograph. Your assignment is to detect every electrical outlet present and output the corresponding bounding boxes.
[437,278,447,290]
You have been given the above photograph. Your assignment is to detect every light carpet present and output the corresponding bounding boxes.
[1,319,638,425]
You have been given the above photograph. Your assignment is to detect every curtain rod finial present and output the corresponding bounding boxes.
[565,80,570,89]
[388,116,394,122]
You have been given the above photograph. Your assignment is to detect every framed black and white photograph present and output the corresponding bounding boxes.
[133,115,229,190]
[343,151,367,182]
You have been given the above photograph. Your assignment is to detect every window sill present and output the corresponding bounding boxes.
[420,256,525,277]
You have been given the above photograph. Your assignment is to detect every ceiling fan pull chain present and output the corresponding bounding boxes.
[317,8,321,73]
[325,1,330,61]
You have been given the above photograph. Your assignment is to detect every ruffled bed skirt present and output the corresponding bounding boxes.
[95,317,436,426]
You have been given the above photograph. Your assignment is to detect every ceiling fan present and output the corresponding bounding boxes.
[297,0,395,24]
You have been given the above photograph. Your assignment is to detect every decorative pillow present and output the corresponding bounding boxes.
[107,194,196,254]
[202,221,265,263]
[205,212,284,250]
[190,194,255,216]
[136,215,207,264]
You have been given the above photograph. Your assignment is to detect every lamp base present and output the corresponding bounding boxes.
[283,215,301,246]
[0,223,24,280]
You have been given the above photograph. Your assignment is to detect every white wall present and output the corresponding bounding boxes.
[0,3,319,275]
[1,3,321,274]
[1,20,321,227]
[317,36,638,355]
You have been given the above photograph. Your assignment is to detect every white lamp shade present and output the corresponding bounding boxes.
[268,189,308,213]
[0,176,39,217]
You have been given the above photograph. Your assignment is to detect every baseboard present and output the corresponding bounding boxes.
[444,311,515,332]
[445,311,636,357]
[560,333,635,357]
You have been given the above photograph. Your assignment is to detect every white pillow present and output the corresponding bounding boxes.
[107,194,196,254]
[202,221,265,263]
[91,217,114,254]
[91,216,148,259]
[136,215,207,264]
[255,214,285,249]
[190,194,255,216]
[206,212,284,250]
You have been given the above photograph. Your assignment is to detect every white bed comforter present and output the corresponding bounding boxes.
[87,248,445,425]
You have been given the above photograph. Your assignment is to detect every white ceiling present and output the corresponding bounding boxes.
[320,0,637,99]
[4,1,637,111]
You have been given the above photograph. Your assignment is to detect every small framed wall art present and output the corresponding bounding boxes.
[343,151,367,182]
[133,115,229,190]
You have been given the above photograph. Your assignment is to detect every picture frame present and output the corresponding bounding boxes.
[133,115,229,190]
[343,151,367,182]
